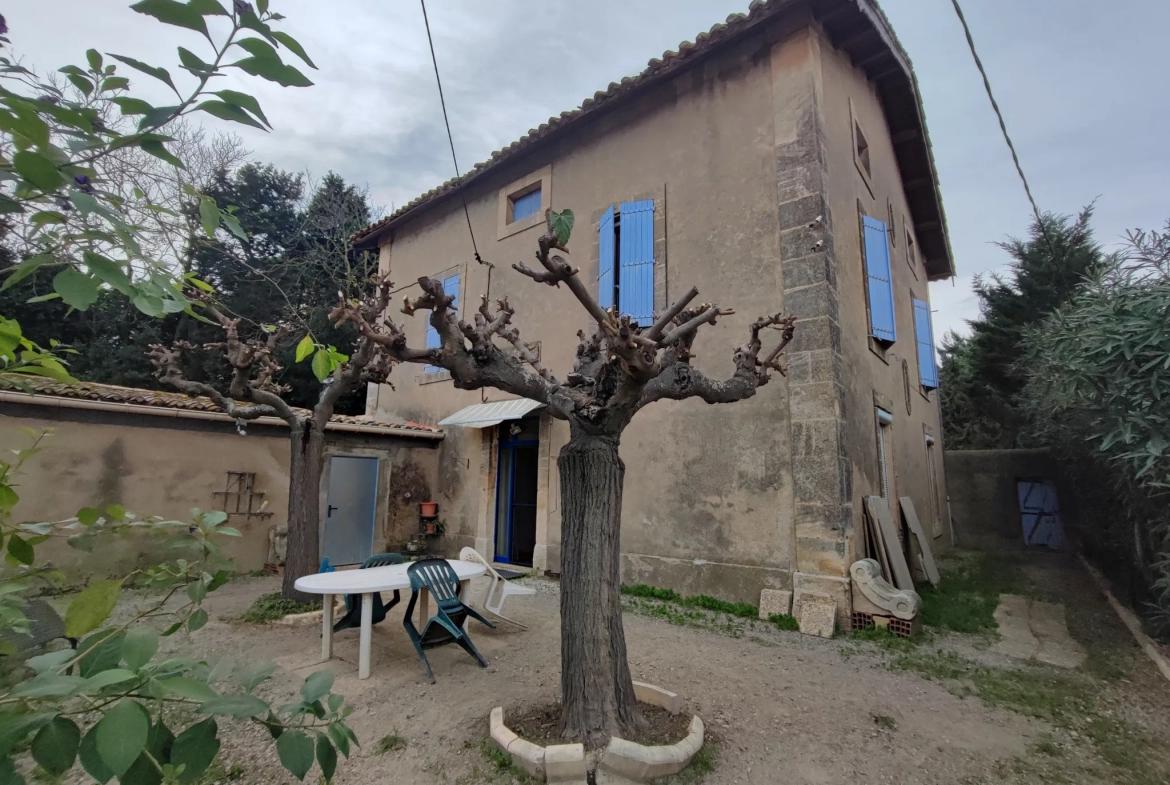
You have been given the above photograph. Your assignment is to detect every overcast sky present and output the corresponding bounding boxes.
[9,0,1168,343]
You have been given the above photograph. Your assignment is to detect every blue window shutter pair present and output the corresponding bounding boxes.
[863,215,896,342]
[597,201,655,325]
[425,274,460,372]
[912,297,939,389]
[598,205,616,310]
[511,188,541,222]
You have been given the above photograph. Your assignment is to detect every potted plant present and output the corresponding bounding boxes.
[420,501,438,518]
[424,519,446,536]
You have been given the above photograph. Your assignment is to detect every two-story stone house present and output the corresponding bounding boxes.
[352,0,954,620]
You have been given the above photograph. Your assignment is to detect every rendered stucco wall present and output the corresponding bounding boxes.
[0,403,437,579]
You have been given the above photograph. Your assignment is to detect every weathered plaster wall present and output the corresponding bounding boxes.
[372,26,797,603]
[0,403,438,579]
[815,28,951,568]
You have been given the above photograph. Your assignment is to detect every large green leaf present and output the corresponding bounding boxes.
[300,670,333,704]
[231,56,312,87]
[213,89,269,127]
[120,719,174,785]
[550,208,574,246]
[196,100,266,130]
[83,669,137,691]
[64,580,122,638]
[271,31,316,69]
[311,347,330,382]
[157,676,217,702]
[83,252,134,296]
[77,629,125,677]
[87,49,104,71]
[111,96,154,116]
[130,0,209,37]
[295,333,315,363]
[1,255,52,292]
[276,731,315,781]
[95,700,150,777]
[236,661,276,691]
[139,138,185,168]
[0,710,55,758]
[198,693,268,718]
[107,55,176,91]
[189,0,229,15]
[53,268,100,311]
[11,674,84,698]
[198,197,220,237]
[13,150,65,192]
[31,717,80,776]
[79,723,114,784]
[121,626,159,670]
[315,734,337,782]
[235,37,280,61]
[177,47,213,73]
[170,719,219,784]
[6,534,33,565]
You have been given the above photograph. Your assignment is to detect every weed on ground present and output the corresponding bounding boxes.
[237,592,315,623]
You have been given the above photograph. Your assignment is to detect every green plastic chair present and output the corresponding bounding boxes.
[403,558,495,682]
[332,553,405,633]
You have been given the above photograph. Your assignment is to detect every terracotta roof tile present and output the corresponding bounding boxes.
[0,374,441,435]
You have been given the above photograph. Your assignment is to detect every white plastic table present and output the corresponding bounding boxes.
[293,559,486,679]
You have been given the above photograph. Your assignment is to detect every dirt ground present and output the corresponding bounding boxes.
[121,547,1170,785]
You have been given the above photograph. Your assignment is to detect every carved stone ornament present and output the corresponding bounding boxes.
[850,558,920,620]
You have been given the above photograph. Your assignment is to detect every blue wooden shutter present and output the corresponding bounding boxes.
[863,215,896,342]
[511,188,541,222]
[598,205,615,310]
[912,297,938,389]
[618,199,655,325]
[426,274,460,372]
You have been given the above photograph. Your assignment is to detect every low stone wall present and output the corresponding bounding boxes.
[944,449,1061,548]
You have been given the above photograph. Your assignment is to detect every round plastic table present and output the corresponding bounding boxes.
[294,559,486,679]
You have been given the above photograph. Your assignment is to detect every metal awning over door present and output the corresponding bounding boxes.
[437,399,544,428]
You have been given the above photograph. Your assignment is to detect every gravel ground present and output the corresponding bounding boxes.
[58,548,1168,785]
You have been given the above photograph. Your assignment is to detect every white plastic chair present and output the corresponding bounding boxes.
[459,547,536,629]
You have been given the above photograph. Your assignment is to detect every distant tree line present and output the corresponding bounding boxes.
[1,161,379,415]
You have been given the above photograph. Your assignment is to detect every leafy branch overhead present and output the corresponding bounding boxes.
[0,0,315,378]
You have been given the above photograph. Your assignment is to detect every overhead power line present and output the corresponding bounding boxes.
[950,0,1057,256]
[419,0,485,265]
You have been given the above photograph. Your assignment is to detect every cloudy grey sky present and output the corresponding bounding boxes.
[9,0,1167,342]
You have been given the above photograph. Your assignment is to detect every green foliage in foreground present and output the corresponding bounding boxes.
[2,430,356,785]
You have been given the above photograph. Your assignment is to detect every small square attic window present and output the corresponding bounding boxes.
[855,122,871,179]
[509,186,541,223]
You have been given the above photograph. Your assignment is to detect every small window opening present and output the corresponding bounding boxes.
[876,408,893,500]
[855,122,871,179]
[509,185,542,223]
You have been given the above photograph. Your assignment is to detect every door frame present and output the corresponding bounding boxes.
[494,434,538,566]
[321,453,380,566]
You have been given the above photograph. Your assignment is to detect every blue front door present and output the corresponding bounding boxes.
[495,420,539,566]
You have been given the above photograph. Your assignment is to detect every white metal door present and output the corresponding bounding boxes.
[322,456,378,566]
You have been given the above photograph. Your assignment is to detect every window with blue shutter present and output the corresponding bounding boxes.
[510,187,541,222]
[912,297,939,390]
[862,215,896,342]
[598,205,615,311]
[618,200,655,326]
[425,273,460,373]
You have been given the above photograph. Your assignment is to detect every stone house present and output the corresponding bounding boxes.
[0,376,442,576]
[352,0,954,619]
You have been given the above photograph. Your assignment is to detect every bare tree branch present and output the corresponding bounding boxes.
[645,285,699,341]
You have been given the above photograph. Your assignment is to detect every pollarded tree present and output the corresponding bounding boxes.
[146,280,403,603]
[336,210,795,745]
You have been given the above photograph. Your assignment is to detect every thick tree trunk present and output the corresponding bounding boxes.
[557,430,642,747]
[281,418,324,604]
